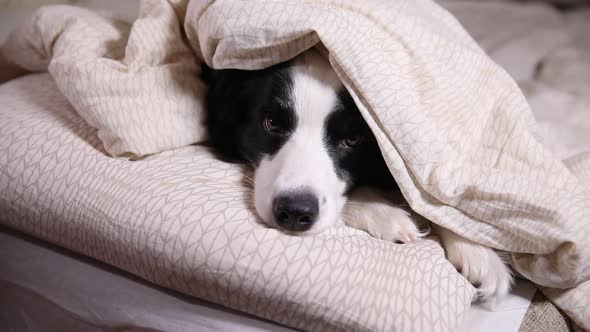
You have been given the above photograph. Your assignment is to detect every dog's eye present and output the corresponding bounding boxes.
[341,135,362,148]
[263,115,282,134]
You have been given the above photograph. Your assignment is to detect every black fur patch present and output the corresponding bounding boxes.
[202,62,294,164]
[323,90,396,192]
[202,63,397,192]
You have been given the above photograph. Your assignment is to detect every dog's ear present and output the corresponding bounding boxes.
[202,62,292,164]
[202,64,253,163]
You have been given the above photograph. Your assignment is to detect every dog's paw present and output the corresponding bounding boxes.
[365,206,422,243]
[343,188,425,244]
[438,227,513,304]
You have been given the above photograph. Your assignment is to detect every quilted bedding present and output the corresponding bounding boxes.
[0,74,474,331]
[1,0,590,331]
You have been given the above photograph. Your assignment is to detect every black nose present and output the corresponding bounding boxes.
[272,191,319,232]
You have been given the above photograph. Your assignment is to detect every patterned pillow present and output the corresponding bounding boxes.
[0,73,476,332]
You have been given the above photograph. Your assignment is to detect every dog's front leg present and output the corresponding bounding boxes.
[435,225,513,303]
[344,188,513,303]
[342,188,424,243]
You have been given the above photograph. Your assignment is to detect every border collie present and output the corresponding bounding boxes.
[203,50,512,302]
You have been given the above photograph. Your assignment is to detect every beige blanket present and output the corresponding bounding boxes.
[2,0,590,329]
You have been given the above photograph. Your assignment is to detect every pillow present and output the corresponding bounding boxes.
[0,73,476,332]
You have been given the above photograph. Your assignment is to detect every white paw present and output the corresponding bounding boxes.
[438,227,513,304]
[365,206,423,243]
[343,188,425,244]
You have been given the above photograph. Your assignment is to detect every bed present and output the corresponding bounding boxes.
[1,0,588,331]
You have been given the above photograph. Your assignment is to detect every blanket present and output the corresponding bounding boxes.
[2,0,590,330]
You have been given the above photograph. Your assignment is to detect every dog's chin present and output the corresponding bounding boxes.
[300,218,342,236]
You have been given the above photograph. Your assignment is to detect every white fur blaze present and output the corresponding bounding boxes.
[253,51,348,234]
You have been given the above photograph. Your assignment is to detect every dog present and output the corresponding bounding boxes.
[202,50,512,303]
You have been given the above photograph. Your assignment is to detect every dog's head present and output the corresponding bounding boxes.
[204,50,393,234]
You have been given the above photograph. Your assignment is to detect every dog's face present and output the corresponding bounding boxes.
[204,51,393,234]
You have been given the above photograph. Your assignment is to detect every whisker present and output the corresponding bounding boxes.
[242,175,255,183]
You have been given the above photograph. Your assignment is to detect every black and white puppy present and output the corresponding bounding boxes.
[203,50,512,302]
